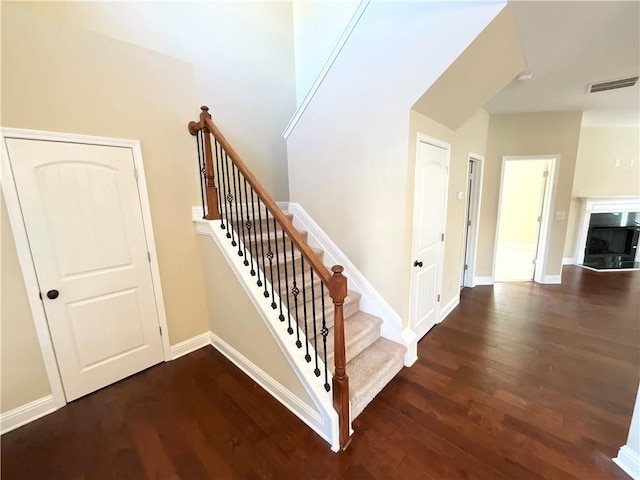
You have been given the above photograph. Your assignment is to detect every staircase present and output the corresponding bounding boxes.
[247,209,406,420]
[189,106,406,451]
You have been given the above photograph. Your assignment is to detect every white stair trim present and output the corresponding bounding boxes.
[170,332,211,360]
[287,202,417,366]
[194,212,341,452]
[1,395,57,435]
[614,445,640,480]
[282,1,371,140]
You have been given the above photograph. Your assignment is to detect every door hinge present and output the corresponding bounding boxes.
[543,170,549,178]
[159,325,163,336]
[134,168,139,182]
[147,251,151,262]
[467,220,472,227]
[441,233,445,242]
[532,258,537,265]
[437,294,441,302]
[464,264,468,271]
[538,216,542,222]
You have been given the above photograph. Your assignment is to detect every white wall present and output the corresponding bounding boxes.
[14,1,297,200]
[287,1,506,319]
[292,0,361,106]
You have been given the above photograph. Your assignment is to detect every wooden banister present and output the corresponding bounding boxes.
[188,106,351,450]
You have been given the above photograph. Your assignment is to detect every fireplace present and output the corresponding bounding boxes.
[575,197,640,271]
[583,213,640,269]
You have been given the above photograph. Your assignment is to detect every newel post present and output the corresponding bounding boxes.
[329,265,352,450]
[189,106,220,220]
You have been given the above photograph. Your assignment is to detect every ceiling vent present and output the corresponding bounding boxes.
[588,76,639,93]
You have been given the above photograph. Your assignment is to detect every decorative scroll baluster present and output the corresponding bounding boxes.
[291,240,302,349]
[214,139,228,230]
[311,270,320,377]
[223,153,236,245]
[249,190,259,278]
[256,198,266,288]
[196,131,206,218]
[231,162,242,256]
[273,217,285,323]
[301,257,311,362]
[264,210,273,300]
[320,283,330,392]
[282,229,293,335]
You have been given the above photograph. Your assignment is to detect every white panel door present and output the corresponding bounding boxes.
[410,139,449,340]
[7,139,164,401]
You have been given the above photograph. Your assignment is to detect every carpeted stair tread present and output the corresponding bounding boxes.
[347,338,406,419]
[326,311,382,367]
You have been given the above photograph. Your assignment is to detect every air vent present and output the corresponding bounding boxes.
[588,76,639,93]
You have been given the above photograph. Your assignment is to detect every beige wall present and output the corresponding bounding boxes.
[12,1,296,200]
[1,194,52,412]
[1,4,210,411]
[478,112,583,278]
[564,127,640,258]
[413,6,524,131]
[199,236,315,408]
[408,110,490,311]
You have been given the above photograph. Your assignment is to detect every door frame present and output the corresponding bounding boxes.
[491,154,560,284]
[1,127,171,409]
[408,133,451,336]
[460,154,484,288]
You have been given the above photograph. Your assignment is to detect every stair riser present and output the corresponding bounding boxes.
[327,321,381,370]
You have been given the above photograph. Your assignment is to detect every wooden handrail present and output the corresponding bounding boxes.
[191,107,332,286]
[188,106,350,450]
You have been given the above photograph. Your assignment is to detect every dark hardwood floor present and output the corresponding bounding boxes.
[2,266,639,479]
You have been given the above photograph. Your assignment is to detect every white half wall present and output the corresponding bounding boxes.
[615,384,640,480]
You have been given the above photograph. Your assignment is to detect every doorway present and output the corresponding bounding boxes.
[409,135,449,340]
[493,156,557,283]
[2,129,169,404]
[461,155,483,288]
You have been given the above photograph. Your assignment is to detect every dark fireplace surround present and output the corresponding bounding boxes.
[583,212,640,270]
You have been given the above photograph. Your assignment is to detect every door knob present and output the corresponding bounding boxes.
[47,290,59,300]
[413,260,423,268]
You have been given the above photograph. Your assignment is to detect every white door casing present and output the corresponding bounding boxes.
[4,135,166,402]
[409,136,450,340]
[461,155,483,288]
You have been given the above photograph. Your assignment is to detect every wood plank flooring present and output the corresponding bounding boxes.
[2,266,639,479]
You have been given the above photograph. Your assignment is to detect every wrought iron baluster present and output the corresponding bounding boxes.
[282,229,293,335]
[196,131,206,219]
[230,160,242,255]
[213,137,229,230]
[256,198,266,288]
[291,240,302,349]
[301,257,311,362]
[311,269,320,377]
[244,185,258,277]
[264,209,273,300]
[213,138,226,230]
[223,152,235,245]
[234,165,247,259]
[249,189,259,278]
[237,175,249,266]
[321,283,330,392]
[273,216,285,323]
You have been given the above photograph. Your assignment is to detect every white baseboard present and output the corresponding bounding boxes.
[1,395,57,435]
[562,257,575,265]
[209,331,329,439]
[473,276,494,286]
[439,294,460,323]
[614,445,640,480]
[287,203,417,366]
[540,274,562,285]
[170,332,211,360]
